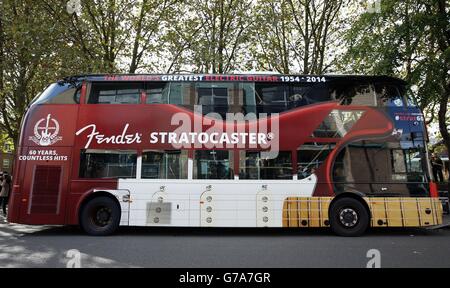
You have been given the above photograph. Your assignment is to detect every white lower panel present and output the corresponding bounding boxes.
[120,175,317,228]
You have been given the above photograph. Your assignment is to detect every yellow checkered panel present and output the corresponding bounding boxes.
[366,197,442,227]
[282,197,333,228]
[282,197,442,228]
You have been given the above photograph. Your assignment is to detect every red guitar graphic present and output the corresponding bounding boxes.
[39,114,52,146]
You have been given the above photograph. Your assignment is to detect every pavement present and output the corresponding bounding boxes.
[1,213,450,268]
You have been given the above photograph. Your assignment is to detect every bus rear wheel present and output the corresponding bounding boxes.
[329,197,369,237]
[80,196,121,236]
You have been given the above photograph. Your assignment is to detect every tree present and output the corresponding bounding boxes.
[127,0,179,73]
[251,0,346,74]
[42,0,186,73]
[433,0,450,160]
[341,0,450,157]
[182,0,254,73]
[41,0,132,73]
[0,0,76,147]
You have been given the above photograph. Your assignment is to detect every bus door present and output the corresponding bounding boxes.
[374,84,409,196]
[19,146,72,224]
[378,84,428,197]
[398,97,429,196]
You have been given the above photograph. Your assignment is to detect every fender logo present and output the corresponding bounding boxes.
[75,124,142,149]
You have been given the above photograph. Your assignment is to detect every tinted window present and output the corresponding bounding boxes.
[312,110,365,138]
[146,83,167,104]
[88,82,142,104]
[141,150,188,179]
[166,82,193,105]
[195,82,257,117]
[375,84,404,107]
[144,81,259,117]
[332,141,387,194]
[32,82,79,105]
[240,151,292,180]
[197,86,229,116]
[288,83,331,108]
[194,150,234,179]
[79,149,137,178]
[332,140,429,196]
[255,83,287,114]
[391,148,426,180]
[329,81,377,106]
[297,143,335,179]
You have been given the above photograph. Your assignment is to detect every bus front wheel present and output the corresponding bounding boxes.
[80,196,121,236]
[329,197,369,237]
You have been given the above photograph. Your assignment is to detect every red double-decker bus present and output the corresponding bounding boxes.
[8,74,442,236]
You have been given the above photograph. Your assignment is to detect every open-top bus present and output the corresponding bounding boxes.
[8,73,442,236]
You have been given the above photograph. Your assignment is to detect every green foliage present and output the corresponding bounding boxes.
[341,0,449,154]
[251,0,346,74]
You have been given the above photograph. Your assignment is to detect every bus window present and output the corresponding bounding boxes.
[196,83,229,116]
[288,83,331,108]
[145,83,168,104]
[160,82,194,105]
[391,148,426,181]
[79,149,137,178]
[331,139,429,197]
[75,87,81,104]
[343,85,376,106]
[312,110,365,138]
[88,82,142,104]
[194,150,234,179]
[375,84,404,107]
[332,141,386,194]
[195,82,257,117]
[141,150,188,179]
[255,83,287,114]
[330,81,377,106]
[31,82,80,105]
[240,151,292,180]
[389,147,429,196]
[241,82,257,115]
[297,143,335,179]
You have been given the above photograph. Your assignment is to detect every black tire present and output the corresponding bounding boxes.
[80,196,121,236]
[329,197,369,237]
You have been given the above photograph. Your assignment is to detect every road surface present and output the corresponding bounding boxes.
[1,214,450,268]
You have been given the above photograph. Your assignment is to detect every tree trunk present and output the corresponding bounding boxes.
[129,0,147,73]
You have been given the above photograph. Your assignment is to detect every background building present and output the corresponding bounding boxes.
[0,152,14,174]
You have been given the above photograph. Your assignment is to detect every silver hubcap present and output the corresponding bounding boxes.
[339,208,358,227]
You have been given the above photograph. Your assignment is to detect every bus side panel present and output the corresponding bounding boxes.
[7,146,27,223]
[17,146,72,225]
[66,180,118,225]
[9,104,79,225]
